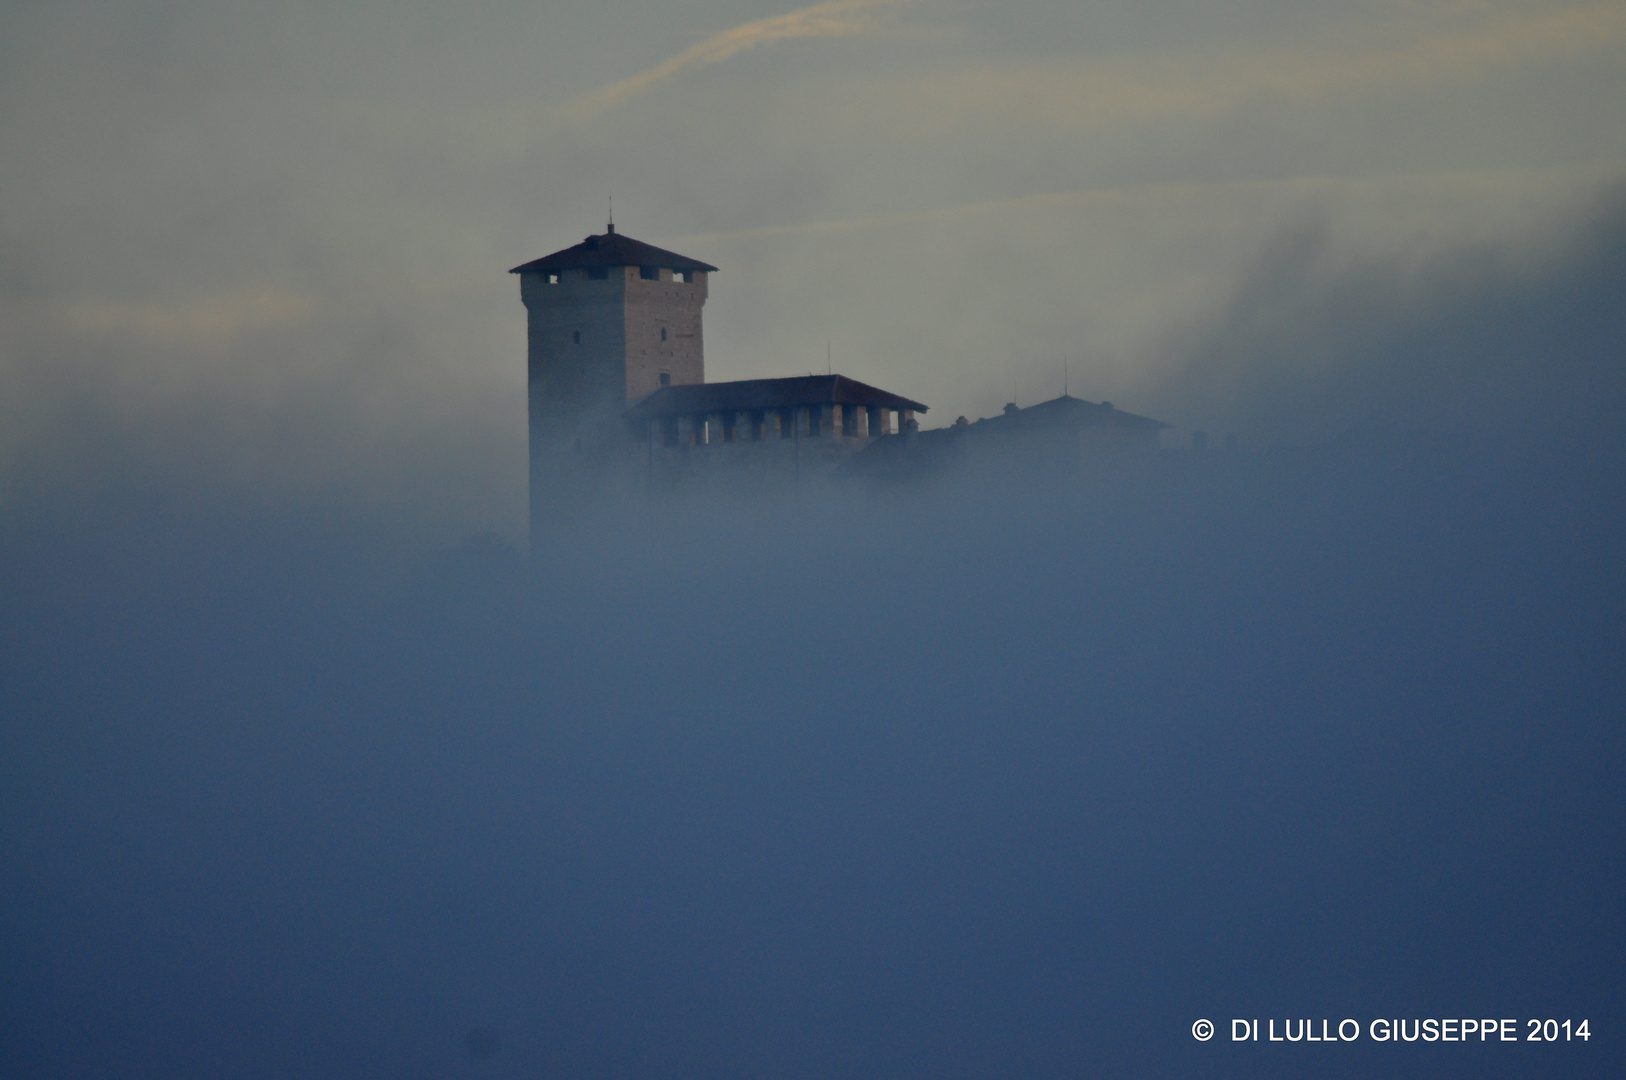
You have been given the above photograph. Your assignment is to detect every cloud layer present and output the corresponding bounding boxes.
[568,0,911,117]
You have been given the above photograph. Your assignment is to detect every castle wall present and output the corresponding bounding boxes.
[640,410,888,493]
[624,268,706,402]
[520,264,710,527]
[521,268,627,433]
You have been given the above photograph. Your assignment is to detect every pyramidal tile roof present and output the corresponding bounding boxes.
[509,226,718,275]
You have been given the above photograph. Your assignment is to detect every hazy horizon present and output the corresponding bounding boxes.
[5,0,1625,545]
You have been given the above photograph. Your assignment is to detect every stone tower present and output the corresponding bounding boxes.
[510,225,717,527]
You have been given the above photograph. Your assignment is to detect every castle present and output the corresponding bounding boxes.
[513,225,1165,533]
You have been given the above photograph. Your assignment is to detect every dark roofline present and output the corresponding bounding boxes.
[961,394,1168,431]
[509,226,719,275]
[624,375,927,421]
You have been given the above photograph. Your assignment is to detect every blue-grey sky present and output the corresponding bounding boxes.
[2,0,1623,535]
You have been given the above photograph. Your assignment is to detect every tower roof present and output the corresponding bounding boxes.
[509,226,718,275]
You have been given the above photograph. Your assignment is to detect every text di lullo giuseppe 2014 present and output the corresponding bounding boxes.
[1189,1018,1592,1044]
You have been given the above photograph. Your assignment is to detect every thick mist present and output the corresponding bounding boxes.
[3,405,1623,1079]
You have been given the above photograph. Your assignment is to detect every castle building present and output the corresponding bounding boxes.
[512,224,1171,534]
[511,225,717,519]
[626,374,927,489]
[511,225,927,530]
[842,394,1169,486]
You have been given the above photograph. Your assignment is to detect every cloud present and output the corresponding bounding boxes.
[1143,182,1626,443]
[882,1,1626,132]
[664,165,1610,256]
[567,0,910,119]
[48,291,316,345]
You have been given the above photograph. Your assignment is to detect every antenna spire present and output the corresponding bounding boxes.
[827,339,831,376]
[607,189,614,233]
[1064,356,1069,397]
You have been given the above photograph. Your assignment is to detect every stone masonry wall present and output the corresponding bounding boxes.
[624,268,707,403]
[520,263,710,528]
